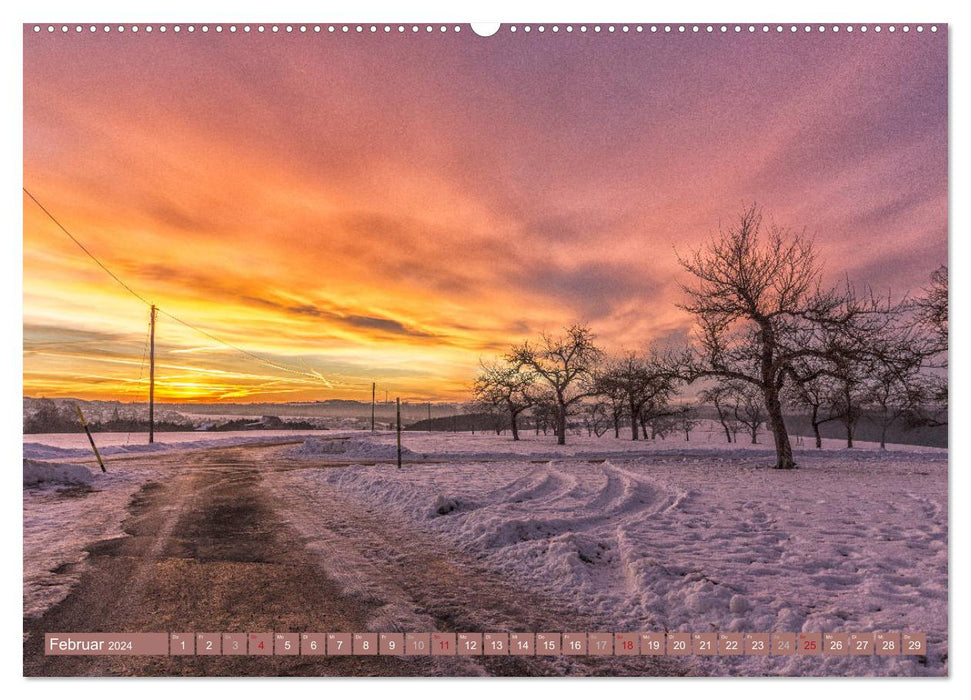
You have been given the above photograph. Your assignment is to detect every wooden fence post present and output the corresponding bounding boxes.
[75,405,106,473]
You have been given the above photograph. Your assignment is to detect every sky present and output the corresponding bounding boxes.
[22,24,948,403]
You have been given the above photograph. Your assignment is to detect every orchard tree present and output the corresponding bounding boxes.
[508,324,603,445]
[596,350,680,441]
[786,368,842,449]
[730,383,766,445]
[678,205,888,469]
[530,391,558,436]
[826,352,870,448]
[700,384,742,444]
[915,265,948,359]
[582,401,611,437]
[911,265,948,425]
[864,359,921,450]
[676,404,701,441]
[472,359,537,441]
[593,371,628,438]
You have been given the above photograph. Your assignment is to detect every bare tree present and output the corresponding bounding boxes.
[583,401,611,437]
[472,360,537,441]
[860,308,936,448]
[593,369,627,438]
[530,391,557,436]
[700,384,741,444]
[646,412,679,440]
[786,369,842,449]
[508,324,603,445]
[596,350,680,441]
[864,360,920,450]
[910,265,948,426]
[915,265,948,359]
[827,352,870,448]
[729,383,766,444]
[678,205,886,469]
[817,287,919,448]
[676,404,701,441]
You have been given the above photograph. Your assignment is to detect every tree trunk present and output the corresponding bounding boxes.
[880,425,887,450]
[750,426,758,444]
[613,413,620,438]
[764,385,796,469]
[810,406,822,449]
[714,400,732,443]
[844,384,854,448]
[630,402,639,441]
[556,402,567,445]
[510,409,520,441]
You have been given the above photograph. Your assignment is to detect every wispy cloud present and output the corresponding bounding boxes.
[23,28,947,401]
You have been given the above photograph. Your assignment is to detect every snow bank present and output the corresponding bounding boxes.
[23,459,97,487]
[23,462,158,618]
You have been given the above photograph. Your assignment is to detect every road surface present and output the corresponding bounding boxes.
[24,442,687,677]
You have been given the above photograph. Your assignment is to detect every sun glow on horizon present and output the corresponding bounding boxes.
[23,28,947,403]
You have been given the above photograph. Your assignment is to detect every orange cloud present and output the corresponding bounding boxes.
[23,28,947,402]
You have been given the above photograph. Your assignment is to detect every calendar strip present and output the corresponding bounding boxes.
[44,632,927,657]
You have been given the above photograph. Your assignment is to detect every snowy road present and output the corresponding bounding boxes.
[23,442,682,677]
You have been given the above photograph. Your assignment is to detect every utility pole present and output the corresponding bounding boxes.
[149,304,156,444]
[396,397,402,469]
[371,382,376,432]
[427,402,431,424]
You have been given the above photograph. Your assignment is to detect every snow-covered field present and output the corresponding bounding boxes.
[274,429,948,676]
[22,427,947,676]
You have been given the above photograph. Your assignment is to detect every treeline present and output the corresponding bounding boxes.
[22,399,319,434]
[206,417,319,431]
[472,205,947,469]
[22,399,192,434]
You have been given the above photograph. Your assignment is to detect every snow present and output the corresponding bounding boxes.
[288,435,417,460]
[269,431,947,676]
[22,462,156,619]
[285,424,943,462]
[22,429,333,462]
[23,459,97,487]
[21,430,327,620]
[21,427,947,676]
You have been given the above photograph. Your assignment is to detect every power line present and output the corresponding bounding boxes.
[24,187,153,307]
[23,186,331,385]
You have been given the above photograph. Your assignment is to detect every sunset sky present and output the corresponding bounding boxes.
[23,25,947,403]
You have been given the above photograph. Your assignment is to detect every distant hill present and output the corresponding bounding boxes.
[22,396,466,433]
